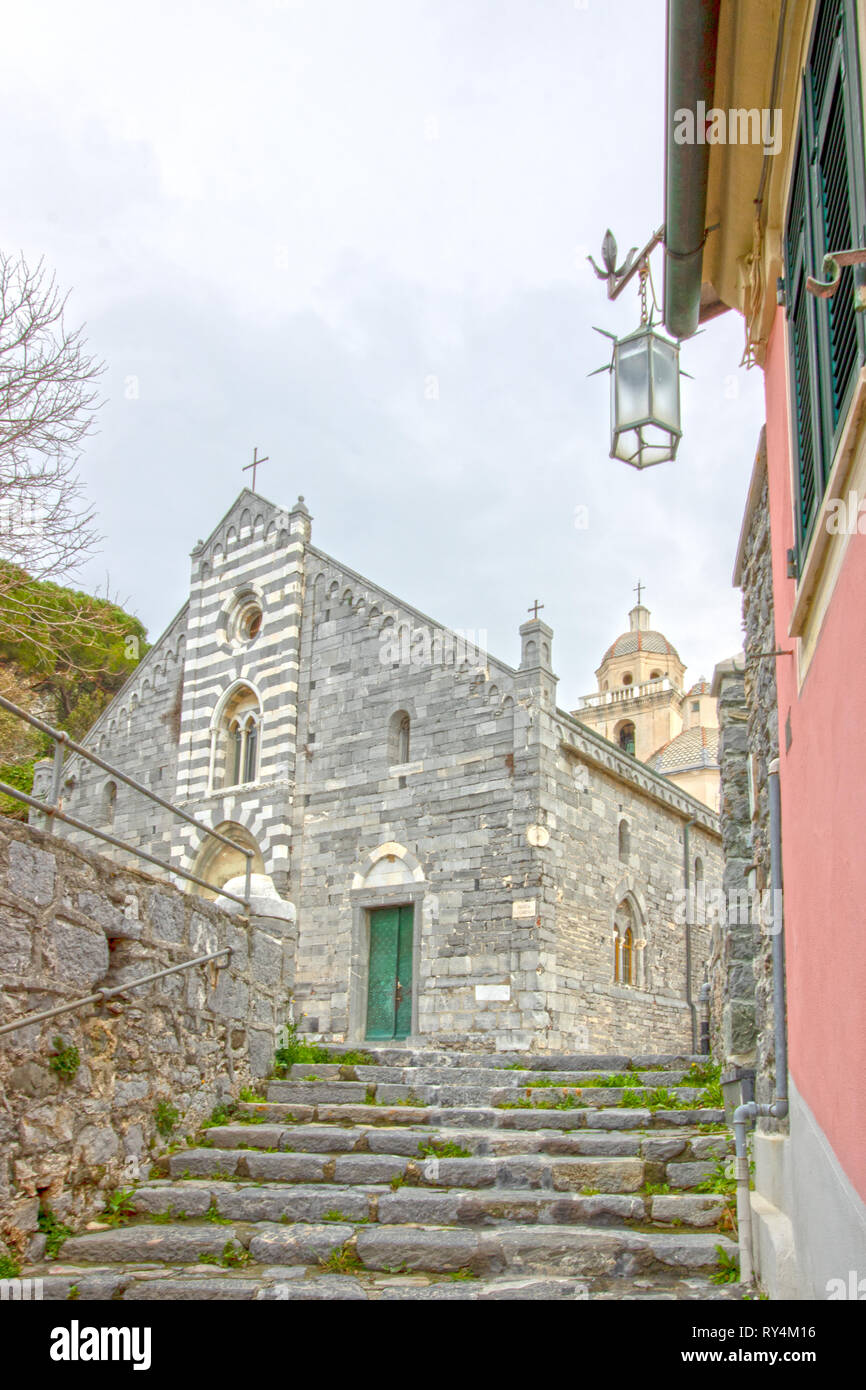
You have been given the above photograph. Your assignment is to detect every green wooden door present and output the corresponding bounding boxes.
[366,905,413,1040]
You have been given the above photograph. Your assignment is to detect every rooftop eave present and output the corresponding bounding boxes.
[664,0,794,350]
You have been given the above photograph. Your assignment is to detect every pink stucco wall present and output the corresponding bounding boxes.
[763,305,866,1202]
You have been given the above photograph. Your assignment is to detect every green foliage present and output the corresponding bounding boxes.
[394,1091,423,1107]
[698,1078,725,1108]
[67,1285,80,1300]
[239,1087,265,1104]
[201,1102,236,1130]
[322,1209,369,1224]
[710,1245,740,1284]
[533,1093,588,1111]
[389,1173,405,1191]
[101,1189,137,1227]
[0,564,148,733]
[0,1253,21,1279]
[695,1158,737,1198]
[334,1050,378,1066]
[0,565,149,807]
[47,1036,80,1082]
[579,1187,601,1196]
[417,1140,470,1159]
[496,1092,587,1111]
[38,1205,73,1258]
[644,1087,690,1111]
[203,1200,231,1225]
[199,1240,251,1269]
[686,1060,721,1088]
[273,1021,330,1073]
[0,758,36,821]
[619,1089,647,1108]
[320,1242,364,1275]
[582,1073,643,1088]
[641,1181,671,1196]
[155,1100,179,1137]
[447,1268,478,1281]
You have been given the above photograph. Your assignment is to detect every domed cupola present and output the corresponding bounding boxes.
[595,600,685,694]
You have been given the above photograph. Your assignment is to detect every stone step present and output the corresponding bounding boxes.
[310,1049,709,1072]
[203,1120,732,1162]
[265,1079,709,1108]
[259,1221,737,1277]
[239,1100,726,1132]
[29,1266,742,1301]
[54,1219,734,1278]
[128,1179,729,1230]
[166,1145,725,1193]
[281,1063,704,1088]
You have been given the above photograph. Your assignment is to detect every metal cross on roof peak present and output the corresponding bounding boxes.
[528,599,545,620]
[634,579,645,606]
[243,446,269,494]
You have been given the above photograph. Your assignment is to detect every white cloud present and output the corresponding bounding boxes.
[2,0,765,702]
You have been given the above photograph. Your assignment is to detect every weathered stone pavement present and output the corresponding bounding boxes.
[22,1049,744,1300]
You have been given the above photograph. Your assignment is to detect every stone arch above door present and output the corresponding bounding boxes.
[351,841,425,891]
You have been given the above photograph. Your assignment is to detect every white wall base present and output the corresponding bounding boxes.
[750,1075,866,1299]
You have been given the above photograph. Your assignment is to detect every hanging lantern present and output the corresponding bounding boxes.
[609,322,682,469]
[589,242,684,470]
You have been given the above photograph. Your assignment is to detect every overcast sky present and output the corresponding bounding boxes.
[4,0,766,706]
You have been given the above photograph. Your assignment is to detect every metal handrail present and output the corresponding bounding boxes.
[0,692,253,909]
[0,947,232,1038]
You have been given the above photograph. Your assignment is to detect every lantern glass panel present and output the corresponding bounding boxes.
[613,334,650,429]
[650,333,680,431]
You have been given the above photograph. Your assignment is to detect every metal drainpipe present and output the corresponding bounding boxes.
[683,816,698,1052]
[664,0,722,339]
[733,757,788,1285]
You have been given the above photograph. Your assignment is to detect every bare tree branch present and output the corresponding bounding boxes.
[0,249,105,594]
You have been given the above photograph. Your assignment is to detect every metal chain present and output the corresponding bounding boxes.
[638,262,649,325]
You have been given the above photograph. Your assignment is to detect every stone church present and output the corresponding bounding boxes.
[56,489,722,1055]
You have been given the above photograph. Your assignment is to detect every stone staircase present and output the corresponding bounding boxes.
[25,1049,744,1301]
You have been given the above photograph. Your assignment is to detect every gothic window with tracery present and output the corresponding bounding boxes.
[214,685,261,789]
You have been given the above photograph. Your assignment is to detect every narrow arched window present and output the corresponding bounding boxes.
[618,721,636,756]
[618,819,630,861]
[388,709,411,764]
[621,927,634,985]
[102,781,117,827]
[693,856,704,924]
[614,899,637,986]
[243,716,258,783]
[228,721,242,785]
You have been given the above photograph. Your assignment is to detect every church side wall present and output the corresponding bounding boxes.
[543,719,721,1054]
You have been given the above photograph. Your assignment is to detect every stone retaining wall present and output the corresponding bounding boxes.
[0,817,295,1262]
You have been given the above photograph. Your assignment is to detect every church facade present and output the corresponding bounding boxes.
[56,489,722,1054]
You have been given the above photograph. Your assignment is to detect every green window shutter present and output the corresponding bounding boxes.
[809,0,861,441]
[786,129,823,549]
[786,0,866,559]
